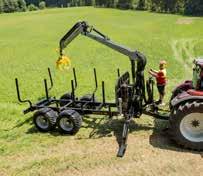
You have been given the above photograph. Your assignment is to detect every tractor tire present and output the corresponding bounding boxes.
[79,94,98,109]
[59,93,72,107]
[57,110,82,135]
[169,101,203,150]
[33,108,58,132]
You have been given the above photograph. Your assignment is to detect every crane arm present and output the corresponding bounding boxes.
[59,21,147,84]
[60,21,144,60]
[59,21,88,55]
[59,21,135,57]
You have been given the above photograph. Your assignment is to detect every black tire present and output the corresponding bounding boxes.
[57,110,82,135]
[79,94,98,109]
[59,93,72,107]
[33,108,58,132]
[169,101,203,150]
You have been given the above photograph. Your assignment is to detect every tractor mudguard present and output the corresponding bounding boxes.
[169,80,193,109]
[187,89,203,96]
[171,90,203,107]
[172,80,193,94]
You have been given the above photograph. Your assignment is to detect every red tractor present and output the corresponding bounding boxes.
[169,58,203,150]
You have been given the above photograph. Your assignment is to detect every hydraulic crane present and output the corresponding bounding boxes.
[58,21,148,156]
[59,21,147,115]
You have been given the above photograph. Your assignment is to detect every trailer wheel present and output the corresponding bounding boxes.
[33,108,58,132]
[57,110,82,135]
[79,94,98,109]
[59,93,72,107]
[169,101,203,150]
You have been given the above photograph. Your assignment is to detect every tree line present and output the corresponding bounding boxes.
[0,0,46,12]
[0,0,202,15]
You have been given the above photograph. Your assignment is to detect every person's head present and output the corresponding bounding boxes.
[159,60,167,69]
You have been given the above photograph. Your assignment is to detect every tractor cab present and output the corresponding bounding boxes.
[193,58,203,90]
[170,58,203,107]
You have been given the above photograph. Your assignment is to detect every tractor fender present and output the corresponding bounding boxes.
[171,80,193,94]
[171,91,203,107]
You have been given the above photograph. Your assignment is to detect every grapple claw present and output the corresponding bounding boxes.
[56,55,71,70]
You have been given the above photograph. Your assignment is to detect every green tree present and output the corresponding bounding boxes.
[18,0,26,11]
[84,0,92,6]
[0,0,4,13]
[27,3,38,10]
[175,0,184,13]
[39,1,46,9]
[185,0,203,15]
[3,0,19,13]
[91,0,95,6]
[136,0,145,10]
[117,0,133,9]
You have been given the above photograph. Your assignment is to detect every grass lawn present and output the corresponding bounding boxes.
[0,7,203,176]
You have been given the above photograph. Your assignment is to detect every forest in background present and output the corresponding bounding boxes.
[0,0,202,15]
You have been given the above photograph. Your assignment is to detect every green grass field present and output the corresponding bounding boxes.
[0,7,203,176]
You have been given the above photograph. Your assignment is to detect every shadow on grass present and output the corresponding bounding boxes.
[26,126,62,136]
[26,115,154,146]
[81,116,202,156]
[78,116,154,147]
[25,115,202,157]
[149,118,203,156]
[84,116,152,134]
[26,115,153,134]
[1,116,33,132]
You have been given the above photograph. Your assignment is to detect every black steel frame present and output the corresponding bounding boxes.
[15,67,121,117]
[15,67,169,157]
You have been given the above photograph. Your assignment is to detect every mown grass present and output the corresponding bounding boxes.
[0,7,203,175]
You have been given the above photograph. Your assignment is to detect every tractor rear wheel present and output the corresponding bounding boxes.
[33,108,58,132]
[169,101,203,150]
[57,110,82,135]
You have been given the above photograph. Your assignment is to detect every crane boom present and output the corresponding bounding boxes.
[59,21,147,84]
[60,21,134,57]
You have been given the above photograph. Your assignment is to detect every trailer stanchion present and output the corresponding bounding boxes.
[92,68,98,102]
[44,79,49,100]
[117,68,120,77]
[94,68,98,89]
[73,68,77,88]
[71,80,75,101]
[92,94,95,103]
[108,106,112,118]
[15,78,32,107]
[102,81,105,104]
[48,68,53,91]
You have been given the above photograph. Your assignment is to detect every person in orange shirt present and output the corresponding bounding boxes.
[149,60,167,105]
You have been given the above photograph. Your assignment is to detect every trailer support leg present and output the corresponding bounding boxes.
[117,115,131,157]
